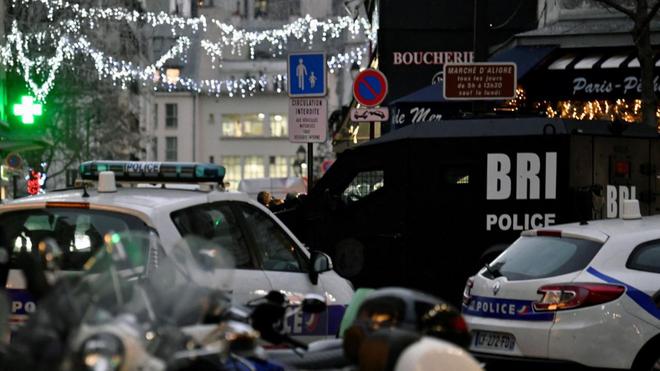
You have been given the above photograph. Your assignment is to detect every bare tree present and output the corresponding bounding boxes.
[591,0,660,129]
[7,0,147,187]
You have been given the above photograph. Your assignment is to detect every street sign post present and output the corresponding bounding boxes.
[352,69,389,139]
[443,62,517,100]
[288,52,328,193]
[288,52,327,97]
[352,69,388,107]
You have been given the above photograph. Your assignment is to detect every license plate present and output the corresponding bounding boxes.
[472,331,516,351]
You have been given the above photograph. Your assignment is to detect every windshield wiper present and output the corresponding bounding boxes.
[484,262,503,278]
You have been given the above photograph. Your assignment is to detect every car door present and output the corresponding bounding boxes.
[169,202,273,306]
[613,239,660,327]
[233,202,334,339]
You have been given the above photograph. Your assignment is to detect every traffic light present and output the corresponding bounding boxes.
[12,95,42,125]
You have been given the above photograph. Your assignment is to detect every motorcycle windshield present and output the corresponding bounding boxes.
[81,231,236,326]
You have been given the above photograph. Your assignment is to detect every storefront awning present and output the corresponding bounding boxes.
[525,48,660,100]
[387,46,556,129]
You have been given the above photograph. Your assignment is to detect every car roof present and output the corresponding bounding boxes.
[532,214,660,242]
[0,187,255,219]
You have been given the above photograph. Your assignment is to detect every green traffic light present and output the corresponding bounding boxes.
[13,96,42,124]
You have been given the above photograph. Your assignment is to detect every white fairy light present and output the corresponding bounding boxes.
[3,0,377,99]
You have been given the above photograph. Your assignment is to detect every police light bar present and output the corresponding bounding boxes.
[79,161,225,184]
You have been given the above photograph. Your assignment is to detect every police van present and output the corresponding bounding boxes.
[2,161,353,338]
[278,118,660,303]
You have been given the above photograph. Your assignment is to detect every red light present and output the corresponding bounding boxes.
[450,315,468,333]
[533,283,625,312]
[536,230,562,237]
[614,160,630,177]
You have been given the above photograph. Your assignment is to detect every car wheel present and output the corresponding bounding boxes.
[632,343,660,371]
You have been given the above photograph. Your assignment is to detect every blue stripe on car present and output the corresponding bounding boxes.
[586,267,660,320]
[462,295,555,321]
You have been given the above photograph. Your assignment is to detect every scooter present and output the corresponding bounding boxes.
[265,287,484,371]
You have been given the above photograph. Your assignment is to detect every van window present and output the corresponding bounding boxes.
[484,236,602,281]
[342,170,384,203]
[1,208,149,271]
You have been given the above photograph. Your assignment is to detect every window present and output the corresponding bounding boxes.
[152,137,158,161]
[244,156,265,179]
[242,114,264,136]
[165,136,178,161]
[153,103,158,129]
[171,203,254,269]
[342,170,384,203]
[2,208,148,270]
[222,114,241,137]
[165,103,178,129]
[484,236,603,281]
[627,241,660,274]
[238,204,307,272]
[255,0,268,17]
[269,156,289,178]
[223,156,242,190]
[270,114,287,137]
[221,113,264,137]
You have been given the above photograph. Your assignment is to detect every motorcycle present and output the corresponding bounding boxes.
[265,287,484,371]
[3,231,285,371]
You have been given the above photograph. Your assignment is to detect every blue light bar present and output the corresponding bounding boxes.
[79,161,225,184]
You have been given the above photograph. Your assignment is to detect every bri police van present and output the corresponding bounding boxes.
[277,117,660,303]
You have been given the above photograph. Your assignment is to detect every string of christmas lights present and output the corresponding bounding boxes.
[3,0,376,100]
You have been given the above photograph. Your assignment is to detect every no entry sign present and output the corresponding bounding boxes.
[353,69,388,107]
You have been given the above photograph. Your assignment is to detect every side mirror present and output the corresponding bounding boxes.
[309,251,333,285]
[301,293,327,313]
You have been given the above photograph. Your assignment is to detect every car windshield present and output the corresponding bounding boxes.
[485,236,603,281]
[0,208,149,271]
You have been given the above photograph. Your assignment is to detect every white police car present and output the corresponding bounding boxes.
[3,161,353,338]
[462,200,660,370]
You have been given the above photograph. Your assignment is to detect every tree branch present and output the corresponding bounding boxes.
[639,0,660,36]
[592,0,636,19]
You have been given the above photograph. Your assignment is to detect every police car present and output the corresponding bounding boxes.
[3,161,353,338]
[462,200,660,370]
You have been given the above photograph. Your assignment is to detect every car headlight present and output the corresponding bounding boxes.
[80,333,125,371]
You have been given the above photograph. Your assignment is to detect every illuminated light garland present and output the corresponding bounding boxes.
[3,0,376,99]
[2,22,366,99]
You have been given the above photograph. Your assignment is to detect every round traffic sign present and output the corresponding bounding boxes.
[353,69,388,107]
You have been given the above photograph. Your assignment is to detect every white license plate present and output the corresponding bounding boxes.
[472,331,516,351]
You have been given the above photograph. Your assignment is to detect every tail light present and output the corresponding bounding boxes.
[533,283,625,312]
[462,277,474,306]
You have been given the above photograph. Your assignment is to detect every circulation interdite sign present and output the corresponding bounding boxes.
[288,98,328,143]
[287,51,328,143]
[443,62,517,100]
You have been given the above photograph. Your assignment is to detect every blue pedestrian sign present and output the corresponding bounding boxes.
[288,52,326,97]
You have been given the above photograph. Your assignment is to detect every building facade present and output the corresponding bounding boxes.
[148,0,359,190]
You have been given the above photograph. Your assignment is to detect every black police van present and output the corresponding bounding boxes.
[278,117,660,303]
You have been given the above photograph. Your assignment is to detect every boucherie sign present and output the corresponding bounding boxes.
[393,51,475,66]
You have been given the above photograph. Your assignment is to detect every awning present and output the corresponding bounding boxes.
[387,46,556,129]
[525,48,660,100]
